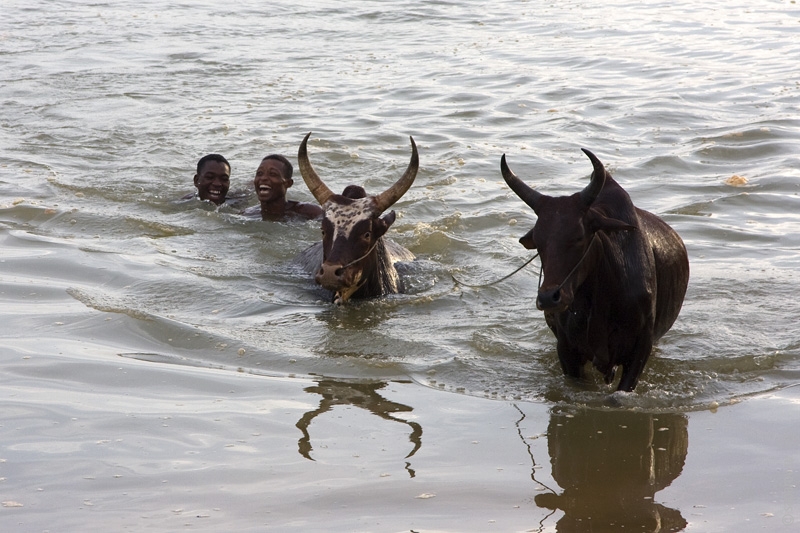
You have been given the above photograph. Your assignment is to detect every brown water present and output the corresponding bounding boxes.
[2,0,799,530]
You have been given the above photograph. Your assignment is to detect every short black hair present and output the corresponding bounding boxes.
[197,153,230,175]
[261,154,293,180]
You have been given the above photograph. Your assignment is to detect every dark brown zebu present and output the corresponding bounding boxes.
[296,132,417,305]
[501,149,689,391]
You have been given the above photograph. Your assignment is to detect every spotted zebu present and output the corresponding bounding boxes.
[296,132,418,305]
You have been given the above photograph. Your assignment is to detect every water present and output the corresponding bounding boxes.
[2,0,799,530]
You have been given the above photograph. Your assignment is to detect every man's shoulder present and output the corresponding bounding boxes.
[290,201,324,219]
[240,205,261,217]
[223,189,253,209]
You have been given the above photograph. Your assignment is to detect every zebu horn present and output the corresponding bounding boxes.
[580,148,606,207]
[373,136,419,213]
[501,154,543,212]
[298,132,335,206]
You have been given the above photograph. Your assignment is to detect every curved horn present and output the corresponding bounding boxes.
[501,154,543,211]
[579,148,606,207]
[373,136,419,213]
[298,132,335,205]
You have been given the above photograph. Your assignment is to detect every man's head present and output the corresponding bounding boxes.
[254,154,294,204]
[194,154,231,205]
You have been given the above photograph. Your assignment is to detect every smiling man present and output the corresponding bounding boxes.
[242,154,322,220]
[192,153,231,205]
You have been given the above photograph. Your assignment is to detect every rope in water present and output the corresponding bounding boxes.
[451,252,540,288]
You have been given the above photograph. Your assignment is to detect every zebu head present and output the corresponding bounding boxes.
[298,132,418,304]
[501,149,634,313]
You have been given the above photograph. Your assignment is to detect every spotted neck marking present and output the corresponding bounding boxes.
[324,197,377,240]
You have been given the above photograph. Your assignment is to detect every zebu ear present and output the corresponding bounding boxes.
[519,227,537,249]
[586,208,635,234]
[373,210,397,239]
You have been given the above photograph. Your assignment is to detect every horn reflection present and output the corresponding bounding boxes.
[535,407,688,532]
[295,379,422,477]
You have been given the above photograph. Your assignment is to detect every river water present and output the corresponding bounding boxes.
[2,1,799,531]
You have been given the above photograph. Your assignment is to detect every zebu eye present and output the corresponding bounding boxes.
[362,231,371,241]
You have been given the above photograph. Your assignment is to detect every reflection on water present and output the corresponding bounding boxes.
[295,379,422,477]
[536,407,688,532]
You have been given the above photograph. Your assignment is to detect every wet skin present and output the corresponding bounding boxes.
[254,159,291,207]
[193,160,231,205]
[253,159,322,220]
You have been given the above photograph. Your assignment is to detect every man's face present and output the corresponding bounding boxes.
[254,159,292,203]
[194,160,231,205]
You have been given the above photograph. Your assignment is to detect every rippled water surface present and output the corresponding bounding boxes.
[2,0,799,530]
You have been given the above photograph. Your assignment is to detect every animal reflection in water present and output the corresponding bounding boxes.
[536,408,688,532]
[295,380,422,477]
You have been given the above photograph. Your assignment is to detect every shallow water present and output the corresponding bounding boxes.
[2,0,800,530]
